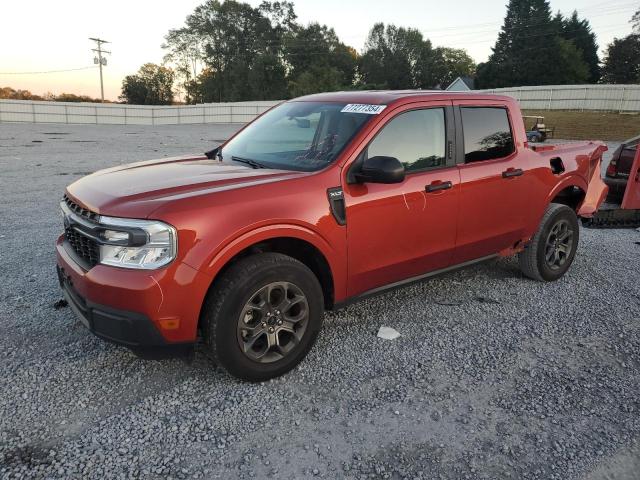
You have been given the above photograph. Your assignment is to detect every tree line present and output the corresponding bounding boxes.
[0,87,104,103]
[118,0,640,105]
[121,0,475,104]
[476,0,639,88]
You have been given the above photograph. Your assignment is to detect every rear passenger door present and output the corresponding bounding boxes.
[452,101,532,263]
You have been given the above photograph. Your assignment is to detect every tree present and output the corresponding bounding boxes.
[120,63,175,105]
[558,11,600,82]
[476,0,589,88]
[358,23,475,90]
[175,0,292,102]
[429,47,476,88]
[0,87,42,100]
[284,23,357,96]
[632,7,639,33]
[163,29,204,103]
[359,23,431,89]
[164,1,473,100]
[289,66,344,97]
[601,34,640,84]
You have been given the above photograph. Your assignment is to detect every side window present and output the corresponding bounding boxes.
[367,108,446,172]
[461,107,515,163]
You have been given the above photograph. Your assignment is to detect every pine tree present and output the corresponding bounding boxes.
[559,11,600,82]
[476,0,589,88]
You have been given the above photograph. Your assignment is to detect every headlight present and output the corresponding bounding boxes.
[98,216,177,270]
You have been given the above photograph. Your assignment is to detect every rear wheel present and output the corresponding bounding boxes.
[518,203,579,281]
[202,252,324,382]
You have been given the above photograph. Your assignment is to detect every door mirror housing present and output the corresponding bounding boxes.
[355,156,405,184]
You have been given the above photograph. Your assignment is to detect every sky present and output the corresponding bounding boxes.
[0,0,636,101]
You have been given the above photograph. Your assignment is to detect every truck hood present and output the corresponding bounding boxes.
[66,154,306,218]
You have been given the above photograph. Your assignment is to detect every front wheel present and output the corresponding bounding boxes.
[518,203,580,282]
[202,252,324,382]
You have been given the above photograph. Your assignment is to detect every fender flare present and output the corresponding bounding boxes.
[524,175,589,235]
[544,175,588,207]
[198,223,344,297]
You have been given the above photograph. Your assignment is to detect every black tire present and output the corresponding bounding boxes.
[202,252,324,382]
[518,203,580,282]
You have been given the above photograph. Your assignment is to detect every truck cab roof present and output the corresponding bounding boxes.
[293,90,515,106]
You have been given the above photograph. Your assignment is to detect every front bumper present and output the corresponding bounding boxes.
[57,264,168,347]
[56,235,212,353]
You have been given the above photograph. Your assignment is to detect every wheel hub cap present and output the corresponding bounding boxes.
[236,281,309,364]
[544,219,574,271]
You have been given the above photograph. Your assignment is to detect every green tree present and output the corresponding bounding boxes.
[120,63,175,105]
[359,23,475,89]
[555,38,590,83]
[284,23,357,96]
[359,23,432,89]
[601,34,640,84]
[176,0,292,102]
[163,29,203,103]
[289,67,344,97]
[430,47,476,87]
[632,7,639,33]
[476,0,589,88]
[558,11,600,82]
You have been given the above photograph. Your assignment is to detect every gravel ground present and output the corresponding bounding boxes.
[0,124,639,480]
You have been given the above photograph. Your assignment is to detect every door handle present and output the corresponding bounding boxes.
[502,168,524,178]
[425,181,453,193]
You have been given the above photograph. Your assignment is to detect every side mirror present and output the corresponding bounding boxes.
[355,156,405,184]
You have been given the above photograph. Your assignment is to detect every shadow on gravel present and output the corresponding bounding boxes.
[1,444,53,471]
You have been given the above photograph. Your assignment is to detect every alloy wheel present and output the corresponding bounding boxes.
[544,219,574,270]
[236,281,309,363]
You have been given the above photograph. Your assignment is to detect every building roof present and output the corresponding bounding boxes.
[446,76,475,91]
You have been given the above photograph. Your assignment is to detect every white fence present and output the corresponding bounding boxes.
[0,99,280,125]
[477,84,640,112]
[1,84,639,125]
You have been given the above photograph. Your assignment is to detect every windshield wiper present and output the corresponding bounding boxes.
[231,156,267,169]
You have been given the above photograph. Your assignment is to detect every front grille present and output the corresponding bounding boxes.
[62,194,100,268]
[63,194,99,222]
[65,226,100,267]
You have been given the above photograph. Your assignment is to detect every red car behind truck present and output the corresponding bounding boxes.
[56,91,608,381]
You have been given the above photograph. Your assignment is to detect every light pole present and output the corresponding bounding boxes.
[89,37,110,102]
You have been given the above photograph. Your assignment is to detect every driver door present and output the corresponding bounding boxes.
[342,103,460,297]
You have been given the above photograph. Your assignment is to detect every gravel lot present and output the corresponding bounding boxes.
[1,124,639,480]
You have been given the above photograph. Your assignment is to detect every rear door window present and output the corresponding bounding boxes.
[461,107,515,163]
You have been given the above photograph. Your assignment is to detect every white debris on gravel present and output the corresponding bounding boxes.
[0,125,638,479]
[377,326,401,340]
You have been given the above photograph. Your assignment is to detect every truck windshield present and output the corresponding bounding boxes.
[219,101,373,172]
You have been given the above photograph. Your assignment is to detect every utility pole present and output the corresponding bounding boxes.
[89,37,110,102]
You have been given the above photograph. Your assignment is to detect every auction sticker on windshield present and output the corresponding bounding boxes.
[341,104,387,114]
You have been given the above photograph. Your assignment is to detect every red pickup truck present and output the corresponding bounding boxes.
[56,91,608,381]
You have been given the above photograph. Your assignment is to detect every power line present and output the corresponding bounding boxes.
[0,66,98,75]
